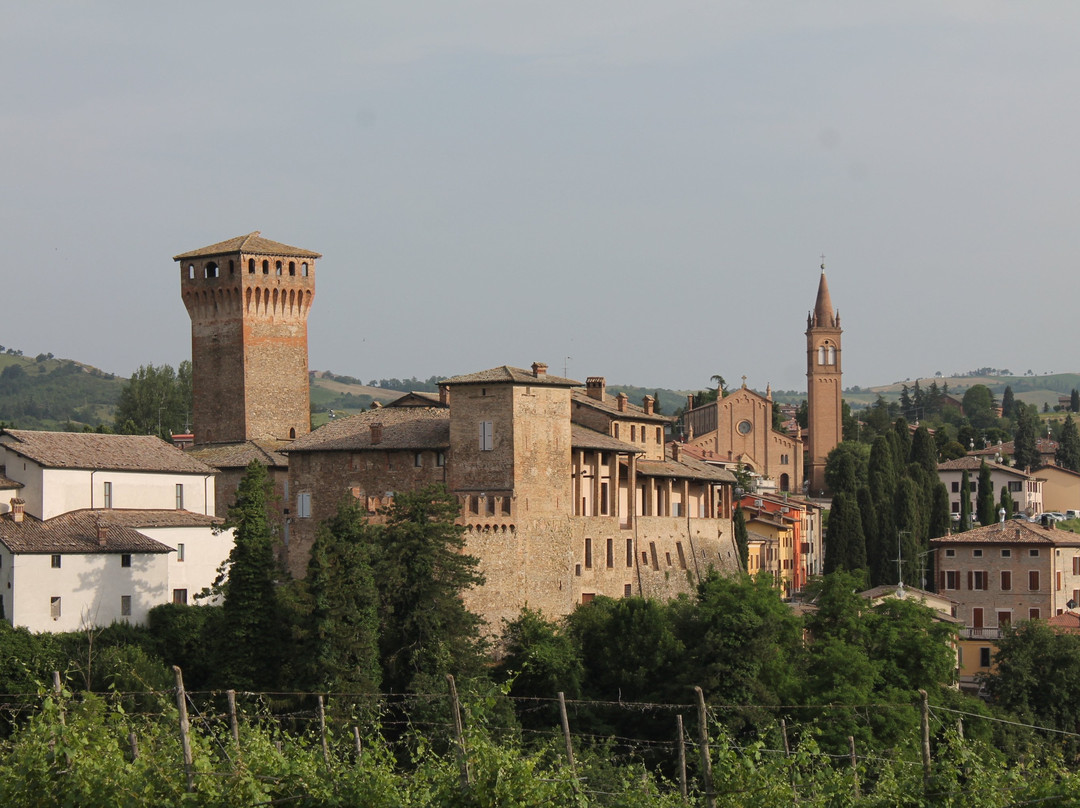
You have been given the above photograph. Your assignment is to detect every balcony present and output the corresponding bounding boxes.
[959,627,1002,640]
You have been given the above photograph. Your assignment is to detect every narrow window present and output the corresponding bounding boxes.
[121,595,132,616]
[818,346,826,365]
[656,427,662,443]
[187,264,195,280]
[436,452,446,467]
[1030,608,1041,620]
[248,258,256,274]
[951,481,959,493]
[50,596,61,619]
[414,452,423,468]
[613,424,619,439]
[262,260,269,274]
[289,261,296,276]
[121,554,132,568]
[624,584,632,597]
[479,421,493,451]
[103,481,113,509]
[584,538,592,569]
[1029,570,1040,591]
[51,554,61,569]
[665,551,672,566]
[827,346,836,365]
[173,589,188,605]
[175,483,184,510]
[297,492,312,518]
[676,542,687,570]
[649,541,659,570]
[630,425,636,442]
[302,262,309,276]
[626,539,633,567]
[275,261,283,275]
[177,543,185,562]
[1000,571,1011,591]
[979,647,991,667]
[1073,555,1080,575]
[606,538,613,568]
[600,482,609,515]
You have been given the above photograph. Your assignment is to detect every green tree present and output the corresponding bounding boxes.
[304,500,381,694]
[375,484,486,693]
[1057,414,1080,472]
[1000,485,1015,520]
[986,620,1080,734]
[959,469,972,532]
[498,607,583,703]
[216,461,286,690]
[1002,385,1016,419]
[962,384,997,429]
[1072,388,1080,413]
[977,460,996,526]
[113,361,192,439]
[910,425,938,476]
[1013,402,1040,470]
[824,441,867,494]
[733,504,749,570]
[824,491,866,573]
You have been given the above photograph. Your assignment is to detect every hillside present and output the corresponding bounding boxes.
[0,352,124,430]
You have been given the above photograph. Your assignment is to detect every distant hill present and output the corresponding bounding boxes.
[843,372,1080,411]
[0,352,124,430]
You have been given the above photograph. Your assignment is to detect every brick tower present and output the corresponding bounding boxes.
[175,232,319,445]
[805,264,842,497]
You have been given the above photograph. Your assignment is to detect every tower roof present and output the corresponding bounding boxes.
[810,269,837,328]
[173,232,321,261]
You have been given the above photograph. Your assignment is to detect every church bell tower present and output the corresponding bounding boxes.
[175,232,319,445]
[805,263,842,496]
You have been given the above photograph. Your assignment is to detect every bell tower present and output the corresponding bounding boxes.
[805,263,842,496]
[175,232,319,445]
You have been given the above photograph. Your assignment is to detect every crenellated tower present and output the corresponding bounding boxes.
[805,263,842,496]
[174,232,319,445]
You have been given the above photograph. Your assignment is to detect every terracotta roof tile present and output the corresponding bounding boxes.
[571,390,672,424]
[442,365,580,387]
[188,439,289,469]
[0,510,175,554]
[286,407,449,453]
[173,232,321,261]
[571,425,643,454]
[930,520,1077,545]
[1,430,217,474]
[937,456,1031,476]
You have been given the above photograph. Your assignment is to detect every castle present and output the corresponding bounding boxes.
[175,234,841,624]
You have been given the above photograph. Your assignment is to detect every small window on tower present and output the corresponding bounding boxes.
[248,259,256,274]
[302,262,309,276]
[276,261,283,275]
[289,261,296,276]
[187,264,195,280]
[262,260,269,274]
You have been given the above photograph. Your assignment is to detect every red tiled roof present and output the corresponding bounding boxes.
[188,439,289,470]
[173,232,321,260]
[571,390,672,424]
[286,407,450,453]
[0,510,176,554]
[442,365,580,387]
[930,520,1076,546]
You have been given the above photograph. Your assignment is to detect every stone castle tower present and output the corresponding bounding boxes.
[174,232,319,445]
[805,265,842,496]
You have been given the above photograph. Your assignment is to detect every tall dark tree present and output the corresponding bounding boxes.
[824,442,865,494]
[959,469,972,533]
[962,384,997,430]
[375,484,486,693]
[892,478,923,586]
[1001,385,1016,419]
[910,425,938,477]
[999,485,1015,520]
[305,500,381,694]
[825,491,866,574]
[892,417,912,466]
[928,482,952,540]
[867,436,899,584]
[977,460,996,527]
[733,505,749,571]
[1013,403,1040,471]
[1072,388,1080,414]
[1057,414,1080,472]
[217,461,285,690]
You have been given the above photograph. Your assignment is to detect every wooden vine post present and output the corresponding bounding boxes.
[446,675,471,789]
[694,686,716,808]
[173,666,194,793]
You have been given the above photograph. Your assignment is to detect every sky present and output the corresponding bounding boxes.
[3,2,1079,393]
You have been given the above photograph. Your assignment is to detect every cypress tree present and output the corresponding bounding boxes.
[893,477,922,586]
[218,461,285,691]
[959,469,972,533]
[1057,414,1080,472]
[305,500,381,694]
[734,505,749,571]
[1002,386,1016,419]
[868,436,898,584]
[1014,403,1040,470]
[825,492,865,574]
[977,460,996,526]
[1000,485,1015,521]
[910,425,938,477]
[1072,388,1080,413]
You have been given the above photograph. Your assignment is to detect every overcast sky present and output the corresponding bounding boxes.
[3,2,1078,393]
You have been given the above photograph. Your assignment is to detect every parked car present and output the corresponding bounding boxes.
[1066,509,1080,520]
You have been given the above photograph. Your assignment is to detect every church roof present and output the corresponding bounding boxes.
[188,439,290,470]
[173,232,321,261]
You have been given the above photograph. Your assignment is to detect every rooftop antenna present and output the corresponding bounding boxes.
[564,356,572,378]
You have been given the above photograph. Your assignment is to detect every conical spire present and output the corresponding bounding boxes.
[812,264,836,328]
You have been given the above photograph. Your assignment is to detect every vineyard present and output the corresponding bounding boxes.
[3,669,1080,807]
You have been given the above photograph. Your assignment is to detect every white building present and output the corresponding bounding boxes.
[0,430,232,632]
[938,456,1044,523]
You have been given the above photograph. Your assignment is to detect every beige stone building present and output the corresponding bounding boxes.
[937,456,1044,522]
[285,363,741,628]
[1033,464,1080,514]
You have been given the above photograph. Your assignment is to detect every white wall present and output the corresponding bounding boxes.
[9,551,169,632]
[137,525,234,604]
[37,468,215,520]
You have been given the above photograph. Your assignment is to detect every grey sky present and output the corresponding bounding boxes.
[3,3,1078,392]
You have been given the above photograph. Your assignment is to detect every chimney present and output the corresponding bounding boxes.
[370,423,383,445]
[97,521,108,546]
[9,498,24,523]
[586,377,606,401]
[531,362,548,378]
[439,384,450,407]
[671,443,680,462]
[686,394,694,412]
[616,392,628,413]
[643,395,655,415]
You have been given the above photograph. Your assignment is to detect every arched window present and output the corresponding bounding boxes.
[248,259,256,274]
[262,260,269,274]
[289,427,296,439]
[818,346,826,365]
[187,264,194,280]
[780,473,790,492]
[289,261,296,276]
[301,262,309,277]
[228,260,235,275]
[275,261,283,275]
[827,346,836,365]
[204,262,218,279]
